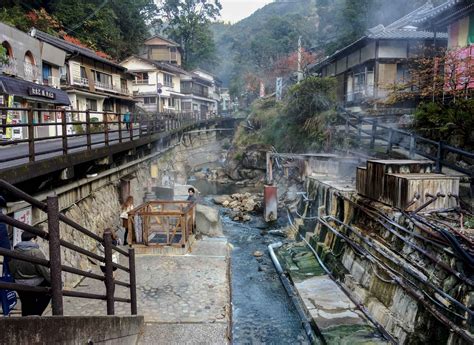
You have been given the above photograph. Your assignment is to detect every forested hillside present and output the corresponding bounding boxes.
[0,0,156,60]
[212,0,445,97]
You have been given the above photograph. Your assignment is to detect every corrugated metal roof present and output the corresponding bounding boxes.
[31,29,127,71]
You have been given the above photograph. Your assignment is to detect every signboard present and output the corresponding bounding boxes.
[28,87,56,100]
[13,207,32,247]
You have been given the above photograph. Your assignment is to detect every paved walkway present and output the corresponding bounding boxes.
[51,237,230,344]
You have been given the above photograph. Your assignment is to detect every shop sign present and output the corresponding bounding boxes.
[13,207,32,247]
[28,87,56,100]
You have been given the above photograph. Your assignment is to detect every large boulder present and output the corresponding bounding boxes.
[195,204,223,237]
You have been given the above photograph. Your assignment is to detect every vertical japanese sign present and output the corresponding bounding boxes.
[13,207,32,247]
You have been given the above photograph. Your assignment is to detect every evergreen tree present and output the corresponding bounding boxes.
[156,0,222,69]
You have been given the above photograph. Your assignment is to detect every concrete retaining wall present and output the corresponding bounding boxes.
[0,316,144,345]
[4,128,226,288]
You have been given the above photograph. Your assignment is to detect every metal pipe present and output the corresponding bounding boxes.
[314,216,474,343]
[286,211,397,344]
[267,241,320,344]
[324,216,473,316]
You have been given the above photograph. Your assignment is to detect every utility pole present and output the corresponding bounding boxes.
[297,35,303,83]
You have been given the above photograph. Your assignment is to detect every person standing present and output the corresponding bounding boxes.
[187,187,197,202]
[123,111,131,130]
[121,196,134,245]
[9,231,51,316]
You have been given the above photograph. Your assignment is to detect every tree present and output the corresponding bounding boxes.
[156,0,222,68]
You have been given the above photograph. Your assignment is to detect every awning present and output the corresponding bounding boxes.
[0,75,71,105]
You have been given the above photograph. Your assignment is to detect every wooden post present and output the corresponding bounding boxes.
[61,109,67,155]
[128,248,137,315]
[436,141,443,173]
[27,108,35,162]
[47,196,63,315]
[118,113,123,143]
[370,119,377,150]
[104,112,109,146]
[85,109,91,150]
[103,230,115,315]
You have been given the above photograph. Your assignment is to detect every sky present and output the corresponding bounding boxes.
[218,0,273,23]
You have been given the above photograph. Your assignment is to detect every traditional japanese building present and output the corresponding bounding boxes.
[310,2,447,108]
[31,29,136,119]
[120,55,188,113]
[416,0,474,92]
[0,22,70,139]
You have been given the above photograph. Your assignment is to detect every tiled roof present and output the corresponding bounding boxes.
[414,0,466,23]
[124,56,190,75]
[31,29,126,70]
[310,2,448,72]
[368,28,447,39]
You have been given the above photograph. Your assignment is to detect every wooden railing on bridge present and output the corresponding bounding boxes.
[0,107,220,165]
[337,111,474,180]
[127,200,196,247]
[0,179,137,316]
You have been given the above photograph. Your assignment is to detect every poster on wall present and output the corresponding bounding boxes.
[13,207,32,247]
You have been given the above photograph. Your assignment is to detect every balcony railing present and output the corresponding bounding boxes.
[0,57,17,75]
[24,62,40,82]
[95,81,114,91]
[73,77,89,87]
[43,76,60,88]
[133,80,149,85]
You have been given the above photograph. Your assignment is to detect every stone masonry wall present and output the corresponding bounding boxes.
[6,127,226,288]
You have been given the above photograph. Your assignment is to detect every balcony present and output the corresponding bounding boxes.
[95,81,114,91]
[24,62,40,82]
[43,76,60,88]
[133,80,149,85]
[73,77,89,87]
[0,57,17,76]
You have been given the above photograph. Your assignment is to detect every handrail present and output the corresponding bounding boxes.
[0,107,222,167]
[0,179,138,316]
[338,111,474,178]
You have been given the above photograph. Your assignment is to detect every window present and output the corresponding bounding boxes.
[42,63,52,84]
[135,72,149,84]
[144,97,156,104]
[86,98,97,111]
[168,98,175,107]
[104,98,114,111]
[80,66,87,79]
[1,41,12,57]
[94,71,112,88]
[164,73,173,87]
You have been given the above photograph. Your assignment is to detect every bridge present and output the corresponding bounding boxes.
[0,108,234,185]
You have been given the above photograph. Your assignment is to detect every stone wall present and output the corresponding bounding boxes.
[298,176,472,344]
[5,127,227,288]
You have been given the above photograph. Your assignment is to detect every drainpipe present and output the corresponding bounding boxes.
[267,242,320,345]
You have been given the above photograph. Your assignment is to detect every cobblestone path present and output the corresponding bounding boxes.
[52,238,230,344]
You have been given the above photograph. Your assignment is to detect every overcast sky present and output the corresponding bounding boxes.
[218,0,273,23]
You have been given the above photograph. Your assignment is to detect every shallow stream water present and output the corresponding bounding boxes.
[194,179,309,344]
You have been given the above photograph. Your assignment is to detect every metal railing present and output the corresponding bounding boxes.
[0,107,219,166]
[0,179,137,316]
[0,56,17,75]
[338,111,474,178]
